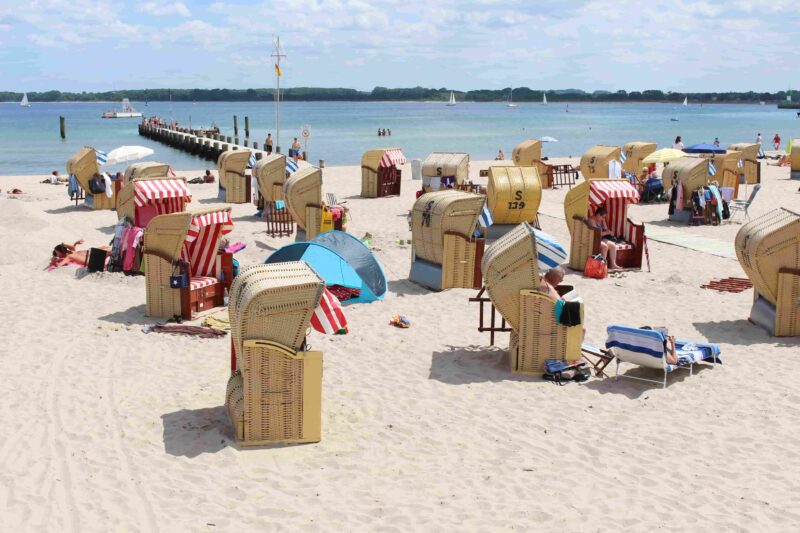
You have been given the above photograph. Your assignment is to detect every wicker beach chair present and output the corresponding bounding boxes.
[122,161,171,186]
[66,147,116,210]
[511,139,555,188]
[143,205,234,319]
[284,166,324,241]
[662,157,710,207]
[420,152,469,192]
[361,148,406,198]
[482,223,584,375]
[116,176,191,228]
[409,190,485,290]
[728,143,761,184]
[484,165,542,240]
[253,153,287,205]
[564,179,645,271]
[791,139,800,179]
[580,145,622,180]
[735,208,800,337]
[226,261,325,445]
[621,142,656,176]
[218,150,252,203]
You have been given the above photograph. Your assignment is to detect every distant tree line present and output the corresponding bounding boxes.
[0,86,791,103]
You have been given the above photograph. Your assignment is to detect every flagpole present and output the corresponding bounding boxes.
[271,36,286,154]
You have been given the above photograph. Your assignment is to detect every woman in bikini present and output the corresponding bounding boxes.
[573,206,623,270]
[49,240,110,269]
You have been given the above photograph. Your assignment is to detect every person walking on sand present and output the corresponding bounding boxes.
[773,133,781,150]
[265,133,273,155]
[713,137,720,147]
[756,132,762,145]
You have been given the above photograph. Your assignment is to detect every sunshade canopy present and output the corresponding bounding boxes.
[134,178,191,207]
[379,149,407,168]
[588,180,640,207]
[264,230,386,304]
[642,148,687,163]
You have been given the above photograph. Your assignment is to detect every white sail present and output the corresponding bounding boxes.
[542,93,547,105]
[447,91,456,106]
[507,88,517,107]
[20,93,30,107]
[683,96,688,106]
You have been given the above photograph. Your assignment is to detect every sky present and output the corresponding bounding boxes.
[1,0,798,93]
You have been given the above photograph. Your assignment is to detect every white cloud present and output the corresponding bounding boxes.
[139,2,191,17]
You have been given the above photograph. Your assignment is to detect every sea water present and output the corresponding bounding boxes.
[0,101,797,175]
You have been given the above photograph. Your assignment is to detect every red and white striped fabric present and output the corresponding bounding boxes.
[134,179,191,207]
[153,197,186,216]
[310,288,348,335]
[190,276,217,290]
[168,167,177,177]
[379,149,407,168]
[182,210,234,277]
[588,180,640,245]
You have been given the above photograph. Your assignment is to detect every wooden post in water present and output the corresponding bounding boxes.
[245,116,250,139]
[59,116,66,139]
[253,142,259,150]
[233,115,238,136]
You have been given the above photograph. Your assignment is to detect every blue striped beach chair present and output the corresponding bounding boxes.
[606,325,721,388]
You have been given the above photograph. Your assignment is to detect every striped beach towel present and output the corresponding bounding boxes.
[478,200,494,228]
[247,151,256,169]
[619,151,627,163]
[532,228,567,270]
[286,158,299,173]
[96,150,108,165]
[707,161,717,176]
[310,288,348,334]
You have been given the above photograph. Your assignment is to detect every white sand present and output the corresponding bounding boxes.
[1,160,799,532]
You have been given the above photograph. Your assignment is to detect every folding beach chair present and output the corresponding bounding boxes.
[606,325,720,388]
[580,343,614,378]
[728,184,761,223]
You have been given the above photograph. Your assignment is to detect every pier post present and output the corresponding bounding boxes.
[245,116,250,139]
[59,116,66,139]
[233,115,238,136]
[226,136,232,144]
[253,142,259,150]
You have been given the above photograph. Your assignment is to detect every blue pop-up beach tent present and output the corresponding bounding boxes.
[264,230,387,303]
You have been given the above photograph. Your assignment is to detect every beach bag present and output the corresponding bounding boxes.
[169,260,190,289]
[86,248,108,273]
[543,360,589,385]
[583,255,607,279]
[320,206,334,233]
[89,176,106,194]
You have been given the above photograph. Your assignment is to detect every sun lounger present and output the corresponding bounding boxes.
[606,325,720,388]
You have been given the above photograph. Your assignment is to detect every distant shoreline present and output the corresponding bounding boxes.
[0,100,786,106]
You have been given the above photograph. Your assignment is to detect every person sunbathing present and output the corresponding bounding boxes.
[767,155,790,167]
[572,206,623,270]
[49,240,109,269]
[665,335,678,365]
[539,266,565,300]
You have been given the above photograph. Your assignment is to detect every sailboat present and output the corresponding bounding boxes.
[102,98,142,118]
[20,93,30,107]
[683,96,688,106]
[446,91,456,106]
[507,88,518,108]
[542,93,548,105]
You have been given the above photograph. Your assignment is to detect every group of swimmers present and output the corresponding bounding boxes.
[377,129,392,136]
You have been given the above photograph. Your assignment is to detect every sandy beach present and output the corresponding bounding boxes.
[1,158,799,532]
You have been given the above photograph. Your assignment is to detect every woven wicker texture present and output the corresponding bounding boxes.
[143,205,232,317]
[411,190,484,264]
[511,140,542,166]
[284,167,322,230]
[708,150,742,189]
[441,233,478,289]
[735,208,800,306]
[563,180,591,269]
[728,143,760,184]
[122,162,170,185]
[621,142,656,174]
[661,157,709,209]
[776,271,800,336]
[580,145,621,179]
[421,152,469,185]
[253,154,286,202]
[515,291,582,374]
[481,222,539,332]
[217,149,251,203]
[360,148,394,197]
[486,166,542,224]
[66,147,100,190]
[792,140,800,172]
[116,176,188,223]
[229,261,324,359]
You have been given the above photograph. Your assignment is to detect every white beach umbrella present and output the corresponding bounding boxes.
[540,136,559,142]
[102,145,155,166]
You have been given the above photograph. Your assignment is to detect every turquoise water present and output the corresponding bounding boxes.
[1,101,798,175]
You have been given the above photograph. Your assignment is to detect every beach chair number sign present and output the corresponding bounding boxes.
[587,156,597,176]
[507,190,526,210]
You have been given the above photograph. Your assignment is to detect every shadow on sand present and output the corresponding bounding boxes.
[693,319,800,347]
[429,344,542,385]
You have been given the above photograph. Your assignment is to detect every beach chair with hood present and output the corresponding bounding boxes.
[66,146,116,209]
[217,149,252,203]
[143,205,234,320]
[284,165,346,242]
[226,262,325,445]
[482,222,584,375]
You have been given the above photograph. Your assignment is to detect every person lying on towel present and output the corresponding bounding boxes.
[49,240,109,269]
[573,207,623,271]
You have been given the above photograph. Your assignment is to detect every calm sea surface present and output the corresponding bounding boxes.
[1,101,798,175]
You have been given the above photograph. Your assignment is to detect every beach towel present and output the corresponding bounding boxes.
[310,288,348,334]
[68,174,79,198]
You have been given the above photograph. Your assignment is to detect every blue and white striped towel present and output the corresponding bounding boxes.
[247,152,256,169]
[286,158,299,173]
[533,228,567,270]
[478,201,494,228]
[737,158,744,169]
[708,161,717,176]
[96,150,108,165]
[619,151,627,163]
